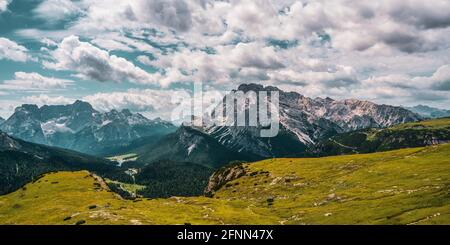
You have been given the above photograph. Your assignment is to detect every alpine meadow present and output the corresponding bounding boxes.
[0,0,449,232]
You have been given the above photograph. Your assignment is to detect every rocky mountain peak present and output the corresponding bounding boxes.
[72,100,95,112]
[237,83,282,93]
[237,83,265,92]
[15,104,40,115]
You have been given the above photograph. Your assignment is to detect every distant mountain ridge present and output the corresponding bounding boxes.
[0,101,176,156]
[406,105,450,119]
[0,117,4,126]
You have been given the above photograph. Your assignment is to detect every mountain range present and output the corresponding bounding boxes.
[0,101,176,156]
[406,105,450,119]
[1,83,445,199]
[110,83,422,168]
[0,84,423,162]
[202,84,421,158]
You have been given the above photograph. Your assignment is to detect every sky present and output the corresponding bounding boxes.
[0,0,449,120]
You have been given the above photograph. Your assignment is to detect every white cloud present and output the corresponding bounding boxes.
[82,88,190,120]
[384,0,450,30]
[22,94,75,106]
[0,0,11,12]
[361,65,450,92]
[5,0,450,111]
[0,72,74,91]
[44,35,162,85]
[33,0,82,22]
[91,38,134,52]
[424,65,450,91]
[0,38,31,62]
[350,65,450,107]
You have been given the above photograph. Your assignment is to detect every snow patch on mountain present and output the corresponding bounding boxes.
[187,143,197,156]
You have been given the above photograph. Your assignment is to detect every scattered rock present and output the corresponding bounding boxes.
[12,204,22,209]
[270,177,282,186]
[75,220,86,225]
[130,219,142,225]
[88,205,97,209]
[324,213,333,217]
[63,216,72,221]
[326,193,341,201]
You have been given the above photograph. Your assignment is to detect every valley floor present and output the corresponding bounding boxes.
[0,143,449,225]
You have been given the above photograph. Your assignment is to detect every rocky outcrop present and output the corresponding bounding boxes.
[204,162,247,197]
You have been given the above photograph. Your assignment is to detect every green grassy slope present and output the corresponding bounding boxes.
[0,143,449,224]
[317,118,450,156]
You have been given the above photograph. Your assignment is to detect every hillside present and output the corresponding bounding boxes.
[0,143,448,225]
[316,118,450,156]
[136,126,252,168]
[0,131,123,195]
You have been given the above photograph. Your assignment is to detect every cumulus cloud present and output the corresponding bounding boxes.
[33,0,83,23]
[270,65,359,88]
[20,0,450,54]
[82,88,191,119]
[385,0,450,30]
[0,72,74,91]
[427,65,450,91]
[0,0,11,12]
[0,38,31,62]
[353,65,450,107]
[22,94,75,106]
[44,35,162,85]
[133,0,193,32]
[4,0,450,112]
